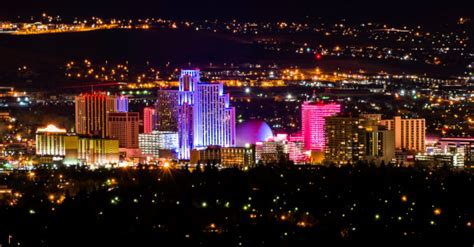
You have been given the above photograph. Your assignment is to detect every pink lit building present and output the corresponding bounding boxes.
[301,102,341,151]
[255,134,308,164]
[143,107,155,134]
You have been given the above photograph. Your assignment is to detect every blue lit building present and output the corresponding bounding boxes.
[116,96,129,113]
[177,69,236,159]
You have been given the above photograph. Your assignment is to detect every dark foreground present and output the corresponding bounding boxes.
[0,164,473,246]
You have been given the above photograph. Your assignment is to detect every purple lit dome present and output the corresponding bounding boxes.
[236,120,273,146]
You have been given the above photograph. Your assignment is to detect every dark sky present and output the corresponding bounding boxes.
[1,0,473,22]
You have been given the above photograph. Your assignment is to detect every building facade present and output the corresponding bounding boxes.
[107,112,139,149]
[192,83,236,149]
[143,107,156,134]
[324,117,362,165]
[36,124,67,157]
[380,116,425,152]
[301,102,341,151]
[78,137,119,166]
[75,93,128,138]
[360,125,395,164]
[139,130,178,159]
[155,90,179,131]
[190,146,255,168]
[437,137,474,164]
[177,69,236,159]
[254,134,308,165]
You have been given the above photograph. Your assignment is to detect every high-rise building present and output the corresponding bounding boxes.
[177,69,236,159]
[324,116,362,165]
[177,70,200,159]
[360,125,395,164]
[139,130,178,159]
[75,93,128,138]
[325,116,397,165]
[301,102,341,151]
[107,112,139,149]
[380,116,425,152]
[143,107,156,134]
[193,83,236,149]
[36,124,67,157]
[155,90,179,131]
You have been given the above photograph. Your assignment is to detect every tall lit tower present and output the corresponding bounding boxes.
[193,83,235,149]
[143,107,156,134]
[177,69,236,159]
[75,92,128,138]
[178,69,200,159]
[301,101,341,151]
[155,90,179,131]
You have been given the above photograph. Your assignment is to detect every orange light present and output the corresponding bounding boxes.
[297,221,306,227]
[401,195,408,202]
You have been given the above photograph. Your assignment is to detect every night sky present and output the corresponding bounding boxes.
[1,0,472,21]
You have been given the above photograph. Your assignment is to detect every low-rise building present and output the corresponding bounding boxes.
[190,146,255,169]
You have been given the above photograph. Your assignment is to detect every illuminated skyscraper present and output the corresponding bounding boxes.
[107,112,139,148]
[380,116,425,152]
[360,125,395,164]
[75,92,128,138]
[193,82,236,149]
[177,70,200,159]
[177,69,236,159]
[324,116,362,164]
[143,107,156,134]
[155,90,179,131]
[301,102,341,151]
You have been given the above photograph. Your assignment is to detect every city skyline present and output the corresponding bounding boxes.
[0,2,472,245]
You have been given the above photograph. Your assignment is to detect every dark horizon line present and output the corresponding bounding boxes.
[0,12,470,25]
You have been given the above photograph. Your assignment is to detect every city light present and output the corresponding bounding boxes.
[0,5,471,245]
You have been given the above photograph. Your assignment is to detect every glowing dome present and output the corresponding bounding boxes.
[36,124,67,133]
[236,120,273,146]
